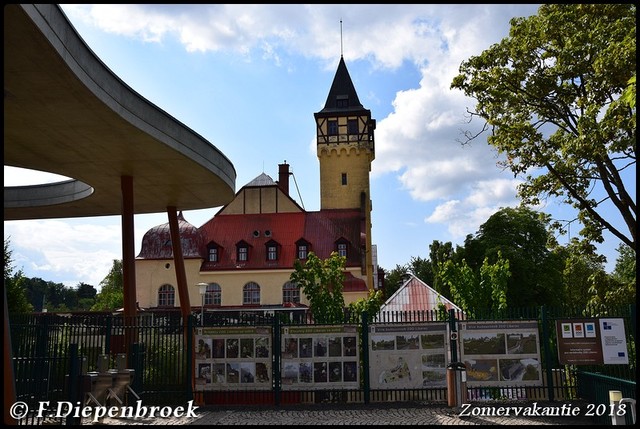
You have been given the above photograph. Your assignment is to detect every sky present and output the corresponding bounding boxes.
[4,4,631,290]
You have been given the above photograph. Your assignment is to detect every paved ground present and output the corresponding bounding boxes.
[81,401,601,425]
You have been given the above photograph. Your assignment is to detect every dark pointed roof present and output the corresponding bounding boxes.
[317,56,366,114]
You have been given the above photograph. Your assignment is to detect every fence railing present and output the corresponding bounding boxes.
[8,304,635,425]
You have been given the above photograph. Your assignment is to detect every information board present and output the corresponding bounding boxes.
[459,321,542,387]
[194,326,272,391]
[368,323,449,389]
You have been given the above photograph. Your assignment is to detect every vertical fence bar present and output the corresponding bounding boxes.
[448,309,457,363]
[540,305,555,402]
[186,314,194,403]
[361,312,370,405]
[273,316,281,406]
[66,343,80,425]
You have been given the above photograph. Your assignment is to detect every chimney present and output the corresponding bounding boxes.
[278,161,290,195]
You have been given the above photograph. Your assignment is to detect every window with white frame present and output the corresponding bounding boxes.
[243,282,260,305]
[282,282,300,304]
[208,246,218,262]
[237,244,249,262]
[205,283,221,306]
[158,284,175,307]
[337,241,348,258]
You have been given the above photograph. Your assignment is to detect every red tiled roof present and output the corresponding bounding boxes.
[343,272,368,292]
[197,209,364,271]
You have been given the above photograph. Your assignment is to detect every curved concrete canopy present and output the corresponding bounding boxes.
[4,4,236,220]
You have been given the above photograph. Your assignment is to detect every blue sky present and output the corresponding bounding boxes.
[4,4,630,289]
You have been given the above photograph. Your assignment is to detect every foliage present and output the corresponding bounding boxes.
[407,256,433,288]
[347,289,384,323]
[463,206,564,307]
[556,239,608,308]
[587,243,636,307]
[439,252,510,312]
[4,237,33,314]
[451,4,636,252]
[92,259,124,311]
[290,252,346,324]
[428,240,459,299]
[381,264,408,299]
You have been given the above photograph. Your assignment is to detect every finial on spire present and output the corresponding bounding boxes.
[340,20,343,57]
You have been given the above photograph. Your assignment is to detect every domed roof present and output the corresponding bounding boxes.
[137,211,204,259]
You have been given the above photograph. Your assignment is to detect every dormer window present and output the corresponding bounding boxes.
[265,240,279,261]
[207,243,221,263]
[236,241,250,262]
[336,238,349,258]
[296,239,310,260]
[336,95,348,108]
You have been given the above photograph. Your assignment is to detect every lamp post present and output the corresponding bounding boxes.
[197,282,208,326]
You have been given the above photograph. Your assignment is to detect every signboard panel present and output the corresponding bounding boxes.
[368,323,449,389]
[556,318,629,365]
[194,326,272,391]
[459,321,542,387]
[280,325,360,390]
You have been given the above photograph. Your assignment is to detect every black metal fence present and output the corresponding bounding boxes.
[8,304,636,425]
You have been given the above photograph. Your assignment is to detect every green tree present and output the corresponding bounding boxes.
[588,243,636,308]
[463,206,564,307]
[4,237,33,314]
[428,240,459,299]
[439,252,510,312]
[75,282,98,310]
[290,252,346,324]
[451,4,636,252]
[347,289,384,323]
[554,239,607,308]
[92,259,124,311]
[380,264,408,300]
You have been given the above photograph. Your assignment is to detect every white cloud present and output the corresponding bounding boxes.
[5,220,122,287]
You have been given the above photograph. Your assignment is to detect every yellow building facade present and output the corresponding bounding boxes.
[135,56,379,319]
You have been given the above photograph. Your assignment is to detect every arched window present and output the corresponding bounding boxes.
[158,284,175,307]
[205,283,222,306]
[282,282,300,304]
[243,282,260,305]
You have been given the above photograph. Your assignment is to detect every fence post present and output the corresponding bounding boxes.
[540,305,555,402]
[129,342,144,397]
[186,314,194,402]
[448,309,458,362]
[273,316,281,406]
[362,311,370,405]
[105,314,112,356]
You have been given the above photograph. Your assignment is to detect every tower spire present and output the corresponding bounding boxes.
[340,20,343,57]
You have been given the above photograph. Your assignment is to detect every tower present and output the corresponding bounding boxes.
[314,56,376,288]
